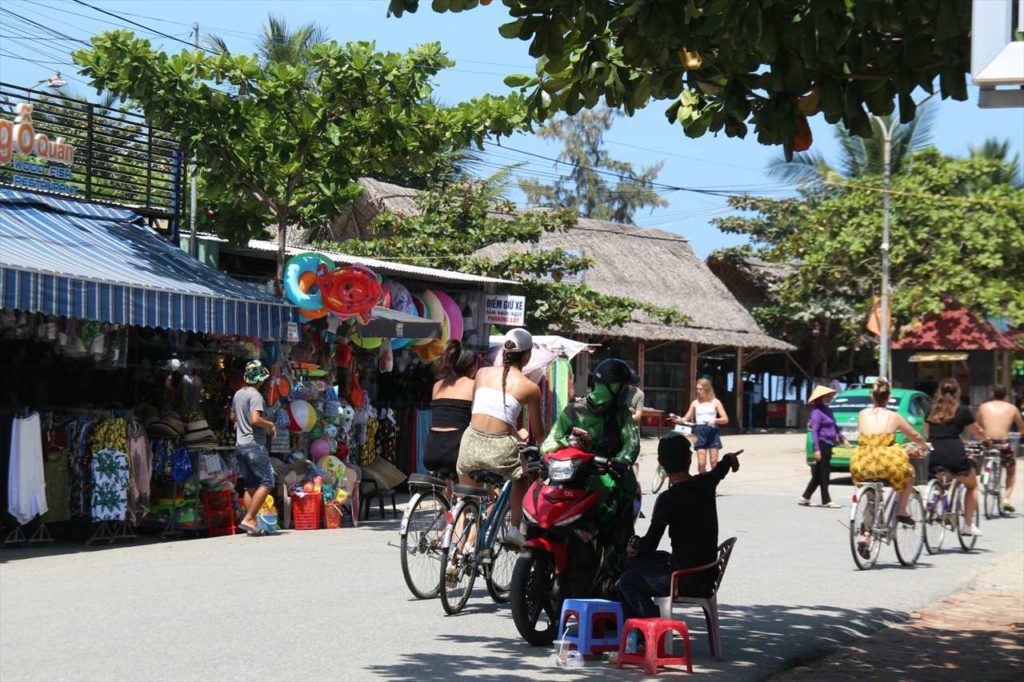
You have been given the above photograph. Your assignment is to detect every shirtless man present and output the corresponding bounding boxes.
[977,386,1024,512]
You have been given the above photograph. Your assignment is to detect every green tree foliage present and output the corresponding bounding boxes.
[324,172,685,332]
[967,138,1023,189]
[517,107,667,222]
[767,106,936,186]
[388,0,971,156]
[714,150,1024,376]
[73,31,528,284]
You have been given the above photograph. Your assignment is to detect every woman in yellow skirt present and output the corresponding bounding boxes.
[850,378,929,526]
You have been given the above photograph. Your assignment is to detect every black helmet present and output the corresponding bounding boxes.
[593,358,632,387]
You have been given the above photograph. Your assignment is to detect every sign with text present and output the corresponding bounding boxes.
[485,294,526,326]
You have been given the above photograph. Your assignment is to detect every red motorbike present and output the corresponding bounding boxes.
[509,444,639,645]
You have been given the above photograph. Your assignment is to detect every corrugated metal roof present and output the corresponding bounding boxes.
[232,238,516,286]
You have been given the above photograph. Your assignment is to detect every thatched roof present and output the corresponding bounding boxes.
[318,178,790,350]
[706,255,797,312]
[478,219,794,350]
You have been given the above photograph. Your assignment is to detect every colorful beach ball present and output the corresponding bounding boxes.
[286,400,318,433]
[309,437,331,460]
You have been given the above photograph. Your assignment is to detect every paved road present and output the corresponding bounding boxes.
[2,433,1021,681]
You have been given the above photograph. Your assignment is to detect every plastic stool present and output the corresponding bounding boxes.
[557,599,624,655]
[617,617,693,675]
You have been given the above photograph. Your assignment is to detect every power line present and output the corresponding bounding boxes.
[0,6,91,45]
[70,0,216,53]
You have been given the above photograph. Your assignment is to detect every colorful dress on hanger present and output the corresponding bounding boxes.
[91,449,130,521]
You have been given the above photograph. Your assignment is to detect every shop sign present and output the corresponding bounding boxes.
[0,103,77,194]
[286,321,300,343]
[485,294,526,326]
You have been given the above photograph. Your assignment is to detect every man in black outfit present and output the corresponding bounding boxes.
[617,432,740,619]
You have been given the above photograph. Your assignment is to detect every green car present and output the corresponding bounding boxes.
[805,387,931,471]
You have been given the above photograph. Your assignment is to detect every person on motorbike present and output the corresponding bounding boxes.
[541,358,640,546]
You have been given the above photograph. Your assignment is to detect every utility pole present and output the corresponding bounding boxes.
[189,21,199,258]
[878,117,895,384]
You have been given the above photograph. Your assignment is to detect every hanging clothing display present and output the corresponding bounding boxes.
[91,449,130,521]
[7,412,48,525]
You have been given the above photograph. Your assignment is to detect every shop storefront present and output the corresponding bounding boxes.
[0,85,296,546]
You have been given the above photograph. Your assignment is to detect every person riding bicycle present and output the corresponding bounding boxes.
[541,358,640,544]
[977,386,1024,513]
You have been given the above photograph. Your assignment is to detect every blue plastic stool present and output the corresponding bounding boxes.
[558,599,624,655]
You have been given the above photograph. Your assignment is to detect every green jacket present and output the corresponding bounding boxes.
[542,399,640,464]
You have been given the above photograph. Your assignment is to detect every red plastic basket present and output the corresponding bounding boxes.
[203,490,236,537]
[290,493,323,530]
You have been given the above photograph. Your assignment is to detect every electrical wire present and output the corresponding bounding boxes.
[69,0,214,53]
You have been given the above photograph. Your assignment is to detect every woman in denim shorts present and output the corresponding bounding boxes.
[680,379,728,473]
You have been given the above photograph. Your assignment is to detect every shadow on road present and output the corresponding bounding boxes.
[367,602,907,680]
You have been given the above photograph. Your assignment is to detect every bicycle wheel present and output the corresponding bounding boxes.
[849,486,881,570]
[400,490,450,599]
[439,500,480,615]
[954,484,980,551]
[651,465,667,494]
[983,463,1001,520]
[485,503,516,603]
[922,481,945,555]
[894,488,925,566]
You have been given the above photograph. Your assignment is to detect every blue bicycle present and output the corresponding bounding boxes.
[439,446,539,615]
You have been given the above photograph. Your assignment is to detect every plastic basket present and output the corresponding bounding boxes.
[203,490,236,537]
[290,493,323,530]
[324,501,343,529]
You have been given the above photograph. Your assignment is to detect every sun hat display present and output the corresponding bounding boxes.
[159,411,186,436]
[244,359,271,385]
[183,418,218,447]
[807,385,838,404]
[145,416,180,439]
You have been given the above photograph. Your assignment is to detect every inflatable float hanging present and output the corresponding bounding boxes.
[317,263,381,323]
[283,253,334,311]
[385,280,418,350]
[433,290,464,342]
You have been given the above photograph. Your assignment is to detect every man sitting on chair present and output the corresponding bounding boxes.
[617,432,740,619]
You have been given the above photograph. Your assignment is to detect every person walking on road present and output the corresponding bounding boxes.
[977,386,1024,512]
[799,384,848,508]
[231,360,277,536]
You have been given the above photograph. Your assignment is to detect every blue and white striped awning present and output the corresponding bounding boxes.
[0,190,294,338]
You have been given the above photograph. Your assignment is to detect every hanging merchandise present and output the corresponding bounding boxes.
[317,263,381,322]
[433,291,464,342]
[91,449,130,522]
[379,342,394,373]
[349,324,383,350]
[385,280,419,350]
[7,412,48,526]
[286,400,318,433]
[283,252,334,312]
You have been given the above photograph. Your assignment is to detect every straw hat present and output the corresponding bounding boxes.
[808,385,838,404]
[145,416,181,439]
[183,418,218,447]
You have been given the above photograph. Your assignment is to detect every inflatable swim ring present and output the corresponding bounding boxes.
[283,253,334,311]
[317,264,381,321]
[419,290,449,347]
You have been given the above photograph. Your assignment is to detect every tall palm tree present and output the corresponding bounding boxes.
[767,105,936,185]
[204,15,328,67]
[968,138,1023,188]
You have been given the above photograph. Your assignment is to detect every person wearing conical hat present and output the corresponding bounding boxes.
[799,384,847,508]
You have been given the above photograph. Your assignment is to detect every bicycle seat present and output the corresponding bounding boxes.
[453,483,490,498]
[468,469,506,487]
[408,473,448,489]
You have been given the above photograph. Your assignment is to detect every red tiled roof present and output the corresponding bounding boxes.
[892,300,1017,351]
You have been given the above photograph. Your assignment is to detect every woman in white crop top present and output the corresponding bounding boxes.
[456,328,544,548]
[674,378,729,473]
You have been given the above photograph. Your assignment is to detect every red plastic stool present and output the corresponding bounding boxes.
[617,617,693,675]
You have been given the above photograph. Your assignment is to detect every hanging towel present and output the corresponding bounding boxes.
[7,413,48,525]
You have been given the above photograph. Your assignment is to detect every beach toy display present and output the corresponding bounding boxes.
[286,400,318,433]
[283,253,334,311]
[433,290,464,342]
[317,263,381,322]
[385,280,419,350]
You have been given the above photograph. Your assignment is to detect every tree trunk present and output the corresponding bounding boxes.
[276,218,288,296]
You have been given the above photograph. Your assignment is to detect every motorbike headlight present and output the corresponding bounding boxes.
[547,458,583,482]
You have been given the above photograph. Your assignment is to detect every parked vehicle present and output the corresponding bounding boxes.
[805,387,931,471]
[509,446,639,646]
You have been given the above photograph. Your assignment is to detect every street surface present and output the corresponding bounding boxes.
[1,433,1022,681]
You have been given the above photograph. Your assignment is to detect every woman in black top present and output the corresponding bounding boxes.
[927,378,985,535]
[423,341,477,476]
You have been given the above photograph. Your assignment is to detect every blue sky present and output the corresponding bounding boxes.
[2,0,1022,257]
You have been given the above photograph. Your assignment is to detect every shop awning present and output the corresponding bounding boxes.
[0,190,294,338]
[357,306,441,339]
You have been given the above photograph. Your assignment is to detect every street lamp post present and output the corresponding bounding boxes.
[27,72,68,92]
